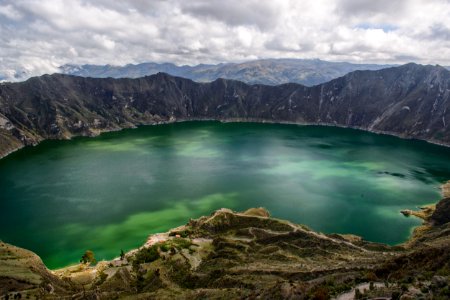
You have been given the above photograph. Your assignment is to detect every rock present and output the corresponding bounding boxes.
[401,210,412,217]
[432,275,448,288]
[0,242,73,296]
[1,206,450,298]
[241,207,270,217]
[442,181,450,198]
[1,63,450,158]
[430,198,450,225]
[0,114,13,130]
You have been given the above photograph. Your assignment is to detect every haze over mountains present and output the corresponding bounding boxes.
[60,59,396,86]
[0,63,449,158]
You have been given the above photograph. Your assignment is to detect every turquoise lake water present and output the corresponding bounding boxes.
[0,122,449,268]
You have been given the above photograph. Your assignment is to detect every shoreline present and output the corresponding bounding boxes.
[1,120,448,269]
[1,117,449,160]
[1,120,448,270]
[1,187,449,298]
[29,181,450,271]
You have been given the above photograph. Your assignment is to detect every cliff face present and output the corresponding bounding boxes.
[0,63,449,158]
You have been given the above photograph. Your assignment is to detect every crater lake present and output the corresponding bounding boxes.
[1,121,449,268]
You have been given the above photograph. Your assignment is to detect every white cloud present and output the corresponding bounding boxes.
[0,4,23,20]
[0,0,449,81]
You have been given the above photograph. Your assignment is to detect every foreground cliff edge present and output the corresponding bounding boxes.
[1,182,449,299]
[1,63,450,158]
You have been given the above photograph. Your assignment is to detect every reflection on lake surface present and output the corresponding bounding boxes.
[1,122,449,268]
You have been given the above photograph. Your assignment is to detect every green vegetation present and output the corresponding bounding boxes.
[131,237,195,271]
[132,245,160,270]
[80,250,96,265]
[2,203,449,299]
[165,259,194,288]
[171,237,193,250]
[134,269,163,292]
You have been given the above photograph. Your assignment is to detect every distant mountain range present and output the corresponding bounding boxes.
[60,59,397,86]
[1,63,449,158]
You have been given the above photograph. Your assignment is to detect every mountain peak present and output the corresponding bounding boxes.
[55,59,396,86]
[1,63,449,160]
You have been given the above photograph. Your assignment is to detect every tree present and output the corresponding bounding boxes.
[120,249,125,260]
[80,250,97,265]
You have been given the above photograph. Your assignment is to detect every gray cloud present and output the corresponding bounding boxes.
[0,0,449,81]
[422,23,450,41]
[179,0,282,30]
[336,0,409,18]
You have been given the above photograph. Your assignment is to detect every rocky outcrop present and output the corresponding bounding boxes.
[442,180,450,198]
[431,182,450,225]
[0,242,75,298]
[430,198,450,226]
[0,208,392,299]
[0,63,449,158]
[1,188,450,299]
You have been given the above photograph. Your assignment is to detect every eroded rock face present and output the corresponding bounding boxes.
[431,198,450,225]
[442,181,450,198]
[0,63,449,158]
[432,182,450,225]
[0,242,74,298]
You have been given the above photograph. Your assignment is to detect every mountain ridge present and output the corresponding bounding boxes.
[59,58,396,86]
[0,63,449,158]
[1,65,450,299]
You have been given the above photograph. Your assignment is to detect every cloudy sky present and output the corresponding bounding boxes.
[1,0,449,81]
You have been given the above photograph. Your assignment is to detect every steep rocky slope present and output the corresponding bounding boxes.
[1,182,449,299]
[60,59,393,86]
[0,63,449,158]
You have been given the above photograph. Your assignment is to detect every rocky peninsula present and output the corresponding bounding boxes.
[1,182,449,299]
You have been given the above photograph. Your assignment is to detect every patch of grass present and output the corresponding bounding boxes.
[436,265,450,276]
[159,243,171,252]
[132,245,160,269]
[172,238,194,250]
[156,238,195,255]
[134,269,163,292]
[165,259,195,288]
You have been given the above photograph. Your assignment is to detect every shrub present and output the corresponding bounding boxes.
[132,245,160,269]
[391,291,400,300]
[159,243,172,252]
[172,238,193,250]
[311,286,330,300]
[80,250,97,265]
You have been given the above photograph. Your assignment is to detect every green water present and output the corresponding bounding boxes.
[1,122,449,269]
